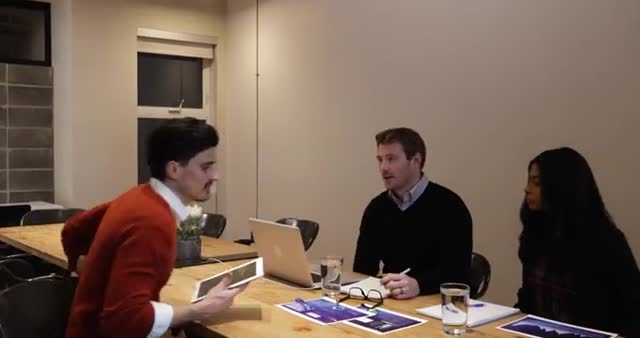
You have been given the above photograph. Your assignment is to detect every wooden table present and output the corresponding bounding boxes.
[0,201,64,210]
[0,223,68,268]
[0,224,526,337]
[167,263,526,337]
[0,223,257,269]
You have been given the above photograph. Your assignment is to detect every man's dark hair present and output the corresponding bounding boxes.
[375,127,426,168]
[147,117,219,180]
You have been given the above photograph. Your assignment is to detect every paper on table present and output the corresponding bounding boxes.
[416,299,520,327]
[276,297,370,325]
[498,315,617,338]
[345,305,427,335]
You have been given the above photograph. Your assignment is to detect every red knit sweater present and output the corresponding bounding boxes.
[62,184,176,338]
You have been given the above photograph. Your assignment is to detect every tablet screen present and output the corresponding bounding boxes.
[196,259,260,299]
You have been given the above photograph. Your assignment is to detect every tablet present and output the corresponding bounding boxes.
[191,257,264,303]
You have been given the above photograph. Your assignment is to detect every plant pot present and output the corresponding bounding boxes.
[176,238,201,263]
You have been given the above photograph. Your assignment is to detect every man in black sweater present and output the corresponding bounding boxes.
[353,127,472,299]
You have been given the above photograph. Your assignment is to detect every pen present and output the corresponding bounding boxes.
[469,303,485,308]
[380,268,411,287]
[295,297,313,311]
[444,304,459,314]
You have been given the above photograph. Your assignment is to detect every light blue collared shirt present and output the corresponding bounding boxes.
[388,175,429,211]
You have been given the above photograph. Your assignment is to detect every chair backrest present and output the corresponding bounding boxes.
[0,205,31,227]
[0,253,49,278]
[0,258,35,280]
[470,252,491,299]
[0,265,26,291]
[275,218,319,251]
[21,208,85,226]
[0,275,75,338]
[201,213,226,238]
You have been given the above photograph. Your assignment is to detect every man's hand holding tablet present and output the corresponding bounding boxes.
[192,258,264,303]
[189,273,248,320]
[171,258,263,326]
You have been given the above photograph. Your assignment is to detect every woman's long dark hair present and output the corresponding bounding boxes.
[519,147,615,264]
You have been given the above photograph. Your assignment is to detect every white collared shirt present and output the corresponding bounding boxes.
[146,178,189,337]
[149,178,189,224]
[388,175,429,211]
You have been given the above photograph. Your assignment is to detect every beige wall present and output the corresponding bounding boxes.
[222,1,258,242]
[51,0,77,211]
[50,0,640,306]
[225,0,640,305]
[52,0,227,209]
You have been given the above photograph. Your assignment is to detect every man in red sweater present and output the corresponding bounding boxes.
[62,117,246,338]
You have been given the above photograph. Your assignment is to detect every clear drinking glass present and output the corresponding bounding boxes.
[440,283,470,335]
[320,256,343,298]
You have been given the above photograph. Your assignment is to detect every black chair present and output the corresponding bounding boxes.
[0,258,36,280]
[470,252,491,299]
[0,275,75,338]
[0,245,20,257]
[0,264,28,291]
[234,236,254,246]
[201,213,226,239]
[275,218,319,251]
[0,253,60,279]
[21,208,85,226]
[234,218,320,251]
[0,256,40,291]
[0,252,44,279]
[0,205,31,227]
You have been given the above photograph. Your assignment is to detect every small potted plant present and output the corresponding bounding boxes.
[176,204,208,262]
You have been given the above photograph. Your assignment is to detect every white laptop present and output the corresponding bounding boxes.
[249,218,366,288]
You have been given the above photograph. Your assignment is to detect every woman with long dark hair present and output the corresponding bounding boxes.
[517,147,639,336]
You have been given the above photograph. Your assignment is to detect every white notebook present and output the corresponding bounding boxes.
[416,299,520,327]
[340,276,391,298]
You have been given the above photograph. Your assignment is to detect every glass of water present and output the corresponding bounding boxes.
[320,256,343,299]
[440,283,470,335]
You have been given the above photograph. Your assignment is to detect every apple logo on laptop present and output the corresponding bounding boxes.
[273,245,283,258]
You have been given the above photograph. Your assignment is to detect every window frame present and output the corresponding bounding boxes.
[136,55,211,121]
[135,28,217,122]
[0,0,51,66]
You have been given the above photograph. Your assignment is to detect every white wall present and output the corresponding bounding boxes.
[225,0,640,305]
[52,0,228,210]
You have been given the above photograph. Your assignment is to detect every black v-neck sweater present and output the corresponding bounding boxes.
[353,181,473,295]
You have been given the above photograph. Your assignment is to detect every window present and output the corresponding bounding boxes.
[0,0,51,66]
[137,53,203,109]
[136,29,216,120]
